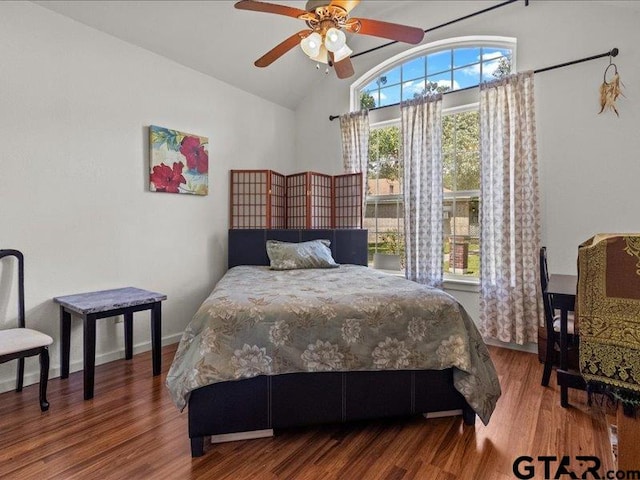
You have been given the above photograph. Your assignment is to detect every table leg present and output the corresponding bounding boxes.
[124,311,133,360]
[151,302,162,376]
[60,306,71,379]
[83,313,97,400]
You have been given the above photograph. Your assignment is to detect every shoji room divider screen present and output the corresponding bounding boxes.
[229,169,286,229]
[230,170,362,229]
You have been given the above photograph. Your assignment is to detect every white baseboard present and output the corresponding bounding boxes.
[423,409,463,419]
[211,429,274,444]
[0,333,183,394]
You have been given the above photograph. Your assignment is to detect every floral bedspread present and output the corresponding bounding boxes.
[166,265,501,424]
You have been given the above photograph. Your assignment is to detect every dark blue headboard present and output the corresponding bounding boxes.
[228,229,368,268]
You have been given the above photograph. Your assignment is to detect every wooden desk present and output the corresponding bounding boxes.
[54,287,166,400]
[546,274,586,407]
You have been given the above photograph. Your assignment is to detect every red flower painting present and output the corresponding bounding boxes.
[150,126,208,196]
[180,136,208,174]
[150,161,186,193]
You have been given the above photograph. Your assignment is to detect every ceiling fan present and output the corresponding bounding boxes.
[234,0,425,79]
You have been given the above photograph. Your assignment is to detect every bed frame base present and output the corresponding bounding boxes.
[189,369,475,457]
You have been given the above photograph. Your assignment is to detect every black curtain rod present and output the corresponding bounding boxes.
[352,0,524,60]
[329,47,619,121]
[534,47,618,74]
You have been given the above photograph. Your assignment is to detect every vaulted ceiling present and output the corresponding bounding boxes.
[34,1,639,110]
[35,0,440,110]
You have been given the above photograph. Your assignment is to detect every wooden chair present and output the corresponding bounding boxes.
[540,246,577,387]
[0,249,53,411]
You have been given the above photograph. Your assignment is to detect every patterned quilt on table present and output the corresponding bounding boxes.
[578,234,640,401]
[166,265,501,424]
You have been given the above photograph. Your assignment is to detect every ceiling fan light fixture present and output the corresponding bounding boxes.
[324,27,346,52]
[310,44,329,64]
[332,44,352,62]
[300,32,322,57]
[236,0,423,79]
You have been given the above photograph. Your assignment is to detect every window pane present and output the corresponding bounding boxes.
[456,152,480,191]
[443,152,455,191]
[401,78,426,101]
[453,66,480,89]
[426,71,453,93]
[360,89,378,109]
[453,47,480,68]
[366,125,403,268]
[443,195,480,276]
[442,115,455,153]
[441,109,480,278]
[380,66,401,86]
[482,47,511,60]
[427,49,451,75]
[402,56,425,82]
[454,110,479,151]
[481,57,511,82]
[378,84,401,107]
[362,80,378,93]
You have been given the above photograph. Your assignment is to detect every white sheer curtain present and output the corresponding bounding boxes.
[401,94,443,287]
[479,71,542,344]
[339,110,369,174]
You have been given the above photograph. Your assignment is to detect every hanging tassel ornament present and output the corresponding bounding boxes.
[599,52,624,117]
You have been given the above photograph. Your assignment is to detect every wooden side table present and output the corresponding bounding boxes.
[53,287,167,400]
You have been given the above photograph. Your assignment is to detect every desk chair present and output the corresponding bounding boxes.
[540,247,577,387]
[0,250,53,411]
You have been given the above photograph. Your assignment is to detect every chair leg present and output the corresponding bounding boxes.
[39,348,50,412]
[16,357,25,392]
[541,336,555,387]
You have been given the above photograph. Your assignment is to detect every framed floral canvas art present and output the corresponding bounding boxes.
[149,125,208,195]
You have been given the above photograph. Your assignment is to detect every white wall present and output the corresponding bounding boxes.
[295,1,640,344]
[0,2,295,392]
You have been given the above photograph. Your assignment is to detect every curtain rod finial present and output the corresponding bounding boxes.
[610,47,619,57]
[329,115,339,121]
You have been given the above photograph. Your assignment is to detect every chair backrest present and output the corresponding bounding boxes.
[539,247,554,331]
[0,249,26,329]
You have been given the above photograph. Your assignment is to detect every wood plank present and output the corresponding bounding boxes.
[617,404,640,471]
[0,345,616,479]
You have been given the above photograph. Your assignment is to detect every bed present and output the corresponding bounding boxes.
[166,229,501,457]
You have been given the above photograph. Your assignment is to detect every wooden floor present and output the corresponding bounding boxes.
[0,344,615,480]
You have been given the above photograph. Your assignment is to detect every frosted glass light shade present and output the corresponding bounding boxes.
[324,28,346,52]
[301,32,322,57]
[311,45,329,64]
[332,44,352,62]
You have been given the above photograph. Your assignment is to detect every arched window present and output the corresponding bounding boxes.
[352,36,516,112]
[356,36,516,281]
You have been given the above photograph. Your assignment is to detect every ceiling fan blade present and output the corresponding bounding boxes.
[329,0,360,13]
[234,0,307,19]
[334,58,355,80]
[331,54,355,79]
[351,17,424,44]
[255,30,311,67]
